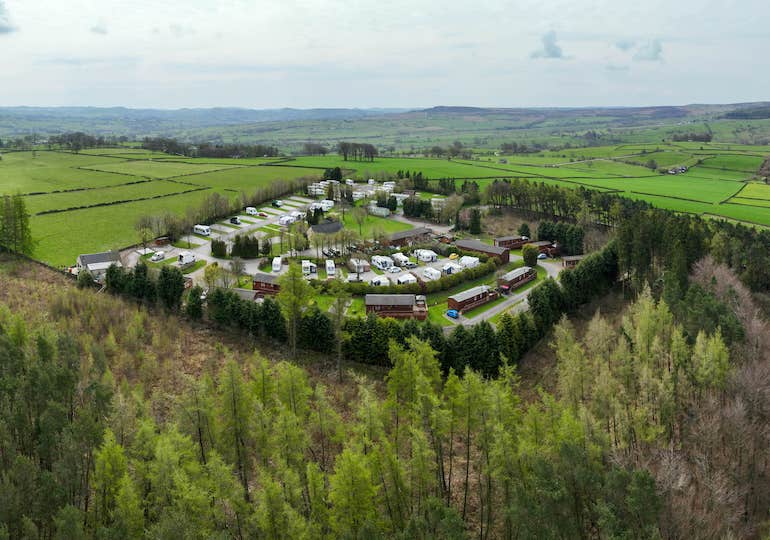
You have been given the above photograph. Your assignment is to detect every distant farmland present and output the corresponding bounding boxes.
[0,141,768,267]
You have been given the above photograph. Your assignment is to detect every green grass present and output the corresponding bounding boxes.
[172,239,202,249]
[463,295,507,318]
[313,295,334,312]
[341,213,411,239]
[488,299,525,325]
[347,297,366,317]
[81,160,242,179]
[180,166,320,191]
[180,259,207,274]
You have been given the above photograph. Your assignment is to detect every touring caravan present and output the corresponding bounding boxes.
[422,267,441,281]
[178,252,196,267]
[397,273,417,285]
[272,256,282,273]
[193,224,211,236]
[325,260,336,277]
[245,207,258,215]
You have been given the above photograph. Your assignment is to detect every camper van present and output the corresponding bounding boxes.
[301,260,317,275]
[325,260,336,277]
[178,252,196,267]
[245,207,258,215]
[272,257,282,273]
[193,224,211,236]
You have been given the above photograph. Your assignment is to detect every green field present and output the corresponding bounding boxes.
[2,141,769,267]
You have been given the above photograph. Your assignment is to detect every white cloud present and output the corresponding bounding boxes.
[0,0,16,34]
[633,39,663,61]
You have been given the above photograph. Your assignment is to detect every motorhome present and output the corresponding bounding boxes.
[325,259,336,276]
[178,252,196,266]
[272,256,282,273]
[301,260,317,275]
[193,224,211,236]
[245,207,258,215]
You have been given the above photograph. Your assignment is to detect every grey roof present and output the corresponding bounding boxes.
[389,227,432,241]
[78,251,121,266]
[232,288,258,301]
[527,240,553,247]
[253,272,279,285]
[365,294,416,306]
[455,239,508,255]
[448,285,491,304]
[311,220,344,234]
[562,255,586,262]
[500,266,534,282]
[495,235,525,242]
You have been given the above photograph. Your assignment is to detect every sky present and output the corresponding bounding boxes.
[0,0,768,109]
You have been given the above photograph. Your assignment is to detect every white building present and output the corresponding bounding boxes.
[397,273,418,285]
[76,251,122,282]
[458,255,480,268]
[422,267,441,281]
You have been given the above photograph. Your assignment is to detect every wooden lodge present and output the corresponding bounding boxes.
[252,272,281,296]
[365,294,428,320]
[447,285,498,312]
[494,235,529,249]
[562,255,586,268]
[454,239,510,263]
[497,266,536,292]
[526,240,560,256]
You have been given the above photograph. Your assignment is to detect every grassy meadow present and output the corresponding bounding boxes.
[0,141,768,267]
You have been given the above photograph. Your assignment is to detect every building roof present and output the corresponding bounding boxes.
[365,294,416,306]
[495,235,525,242]
[562,255,586,262]
[78,251,121,266]
[389,227,433,241]
[527,240,553,247]
[253,272,280,285]
[455,239,508,255]
[448,285,491,304]
[500,266,533,282]
[232,288,258,301]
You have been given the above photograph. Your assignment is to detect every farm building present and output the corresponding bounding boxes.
[392,252,410,266]
[365,294,427,320]
[422,267,441,281]
[497,266,536,291]
[388,227,433,247]
[414,249,438,262]
[252,272,281,296]
[76,251,122,282]
[397,273,418,285]
[447,285,498,312]
[454,239,510,263]
[526,240,560,256]
[371,255,395,270]
[562,255,586,268]
[442,261,464,275]
[369,275,390,287]
[458,255,480,269]
[494,236,529,249]
[348,258,371,274]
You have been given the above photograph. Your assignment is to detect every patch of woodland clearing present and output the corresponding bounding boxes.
[0,254,381,417]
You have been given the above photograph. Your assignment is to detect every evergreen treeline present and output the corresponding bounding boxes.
[0,194,34,255]
[536,220,584,255]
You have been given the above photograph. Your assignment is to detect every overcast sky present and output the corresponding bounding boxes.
[1,0,768,109]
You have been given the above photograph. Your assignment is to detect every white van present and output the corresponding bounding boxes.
[178,252,196,266]
[193,224,211,236]
[245,207,258,215]
[301,260,317,275]
[272,256,282,273]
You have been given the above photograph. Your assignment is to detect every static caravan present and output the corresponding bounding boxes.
[442,261,464,275]
[301,260,317,275]
[458,256,480,269]
[392,252,410,266]
[497,266,536,292]
[325,260,336,276]
[369,275,390,286]
[178,252,196,266]
[422,267,441,281]
[397,273,418,285]
[272,257,282,273]
[371,255,394,270]
[415,249,438,263]
[193,224,211,236]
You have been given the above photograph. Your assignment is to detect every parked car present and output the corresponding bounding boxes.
[404,262,418,269]
[229,217,241,225]
[446,309,459,319]
[150,251,165,262]
[258,212,268,218]
[537,253,548,260]
[272,200,284,207]
[347,274,363,283]
[387,266,401,273]
[448,253,459,260]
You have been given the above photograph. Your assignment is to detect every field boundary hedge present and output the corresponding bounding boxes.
[34,186,210,215]
[20,178,153,197]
